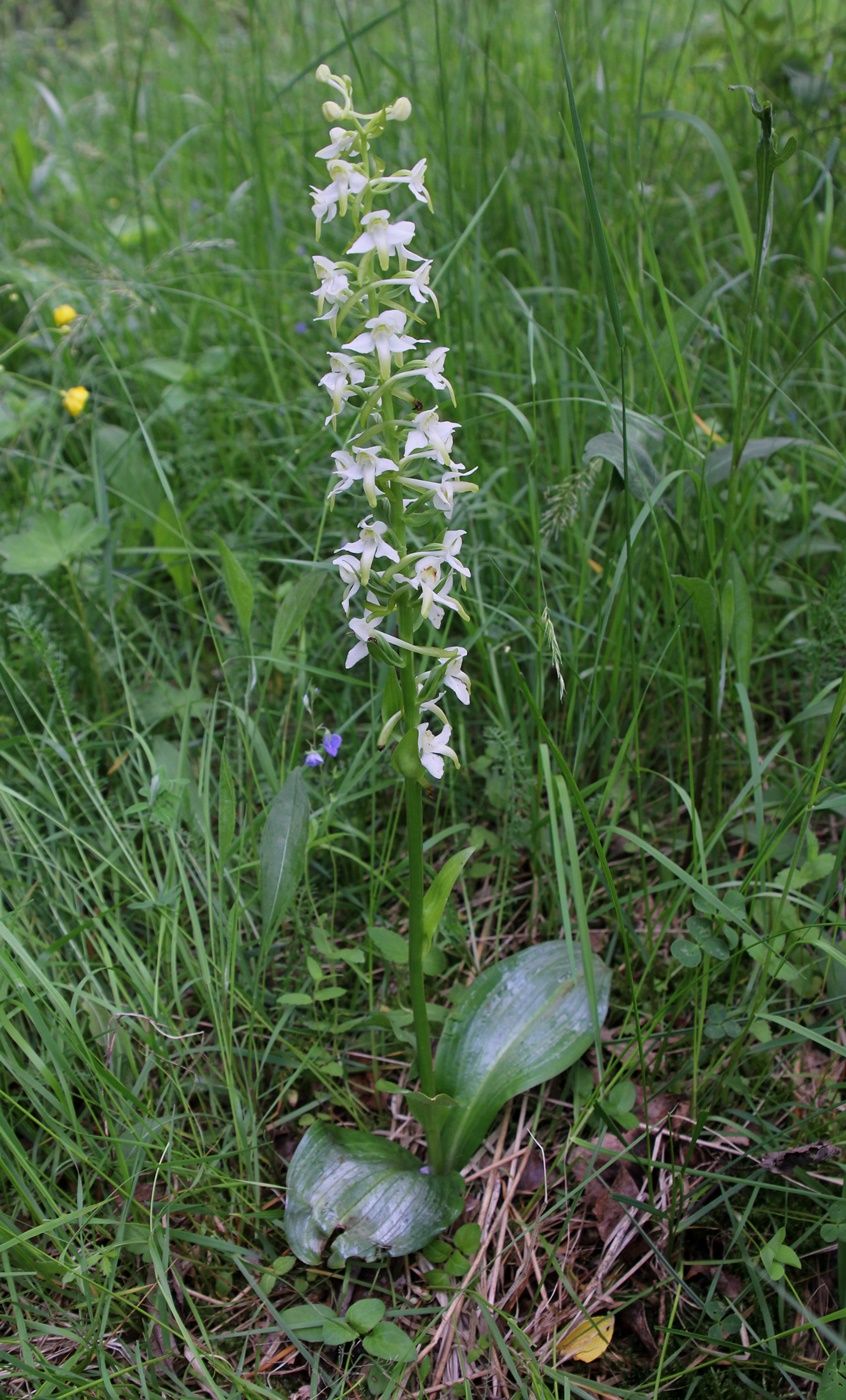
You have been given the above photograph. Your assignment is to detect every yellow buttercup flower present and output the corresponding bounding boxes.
[53,304,78,329]
[62,386,90,417]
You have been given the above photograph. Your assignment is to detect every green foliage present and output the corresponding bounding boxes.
[0,0,843,1394]
[434,944,611,1170]
[0,504,106,576]
[283,1122,464,1265]
[259,769,310,932]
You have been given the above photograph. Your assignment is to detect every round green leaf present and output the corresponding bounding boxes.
[346,1298,386,1335]
[362,1320,417,1364]
[671,937,702,968]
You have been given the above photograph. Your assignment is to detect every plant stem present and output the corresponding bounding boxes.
[378,361,443,1171]
[398,599,443,1173]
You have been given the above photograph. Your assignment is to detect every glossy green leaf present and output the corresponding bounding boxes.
[422,846,476,950]
[434,942,611,1170]
[403,1090,456,1138]
[284,1122,464,1265]
[0,504,107,577]
[259,770,310,932]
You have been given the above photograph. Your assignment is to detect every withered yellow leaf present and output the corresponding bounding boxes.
[557,1313,614,1363]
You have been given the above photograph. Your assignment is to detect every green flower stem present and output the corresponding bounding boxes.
[378,372,442,1172]
[398,601,443,1172]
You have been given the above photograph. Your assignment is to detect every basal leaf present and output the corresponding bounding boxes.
[284,1122,464,1265]
[434,942,611,1170]
[259,770,310,932]
[0,504,107,577]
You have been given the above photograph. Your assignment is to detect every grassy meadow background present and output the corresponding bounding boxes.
[1,0,845,1395]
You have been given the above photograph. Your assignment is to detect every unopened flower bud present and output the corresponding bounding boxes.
[315,64,332,83]
[387,96,412,121]
[322,100,345,120]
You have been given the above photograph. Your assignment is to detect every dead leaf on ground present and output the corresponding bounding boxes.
[557,1313,615,1363]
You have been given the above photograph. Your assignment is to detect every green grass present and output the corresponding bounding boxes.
[1,0,845,1395]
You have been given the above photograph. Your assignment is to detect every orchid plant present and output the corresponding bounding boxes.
[268,68,611,1268]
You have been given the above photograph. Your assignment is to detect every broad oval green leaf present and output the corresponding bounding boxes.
[259,770,310,931]
[434,942,611,1171]
[284,1122,464,1265]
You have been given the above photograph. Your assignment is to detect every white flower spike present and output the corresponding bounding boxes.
[310,66,475,780]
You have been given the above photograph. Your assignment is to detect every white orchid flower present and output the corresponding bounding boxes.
[319,352,367,423]
[312,256,350,316]
[311,163,367,232]
[337,516,400,583]
[315,126,358,160]
[329,446,396,507]
[333,553,362,614]
[404,408,460,463]
[328,351,366,383]
[417,720,459,780]
[345,613,381,668]
[403,260,437,307]
[310,183,339,233]
[442,648,471,705]
[401,558,468,623]
[326,159,367,214]
[343,309,419,379]
[347,209,417,270]
[431,469,479,518]
[344,609,417,669]
[418,648,470,706]
[319,371,356,424]
[377,158,431,207]
[422,346,451,391]
[435,529,471,577]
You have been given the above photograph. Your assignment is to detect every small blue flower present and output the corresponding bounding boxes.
[323,732,342,758]
[294,320,308,335]
[304,750,324,768]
